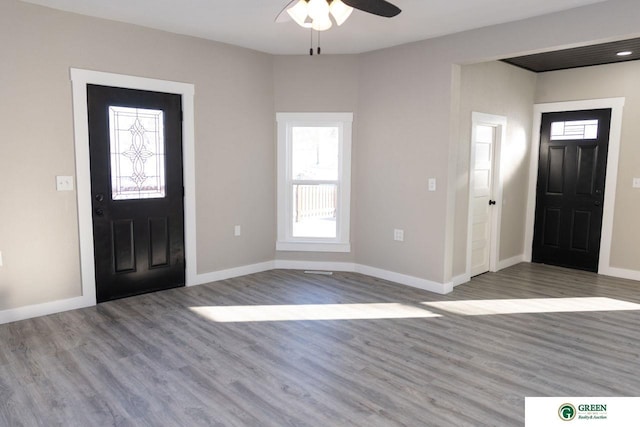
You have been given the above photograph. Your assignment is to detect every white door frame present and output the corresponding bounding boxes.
[465,112,507,282]
[523,97,625,276]
[70,69,197,306]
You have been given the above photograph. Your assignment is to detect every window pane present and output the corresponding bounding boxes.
[475,125,494,143]
[292,184,337,238]
[550,119,598,140]
[292,127,339,180]
[109,106,166,200]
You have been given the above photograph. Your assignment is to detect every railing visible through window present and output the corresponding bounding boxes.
[293,184,337,238]
[290,125,339,238]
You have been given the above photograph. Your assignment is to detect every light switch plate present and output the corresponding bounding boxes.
[56,176,74,191]
[394,229,404,242]
[633,178,640,188]
[234,225,241,236]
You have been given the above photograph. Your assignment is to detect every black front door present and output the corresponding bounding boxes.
[532,109,611,272]
[88,85,185,302]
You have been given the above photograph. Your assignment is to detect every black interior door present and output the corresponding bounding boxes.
[88,85,185,302]
[532,109,611,272]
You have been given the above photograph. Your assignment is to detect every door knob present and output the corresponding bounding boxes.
[95,194,104,202]
[489,200,496,206]
[95,208,104,216]
[594,201,601,206]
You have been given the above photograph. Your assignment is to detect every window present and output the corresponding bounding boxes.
[276,112,352,252]
[550,119,598,140]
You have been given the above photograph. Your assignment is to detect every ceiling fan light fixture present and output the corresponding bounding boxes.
[307,0,329,17]
[329,0,353,26]
[311,13,333,31]
[286,0,310,27]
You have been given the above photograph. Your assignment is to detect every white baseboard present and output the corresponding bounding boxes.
[599,266,640,282]
[273,260,356,272]
[355,264,453,295]
[452,273,471,287]
[0,260,455,325]
[0,295,94,325]
[192,261,275,286]
[497,254,525,271]
[273,260,452,294]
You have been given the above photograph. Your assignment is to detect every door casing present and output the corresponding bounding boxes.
[464,112,506,282]
[524,98,625,275]
[71,69,196,306]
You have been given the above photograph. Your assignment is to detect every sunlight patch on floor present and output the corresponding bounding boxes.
[422,297,640,316]
[190,303,441,322]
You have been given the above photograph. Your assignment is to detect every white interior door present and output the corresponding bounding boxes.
[471,124,496,277]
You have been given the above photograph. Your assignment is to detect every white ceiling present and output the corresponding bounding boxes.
[22,0,607,55]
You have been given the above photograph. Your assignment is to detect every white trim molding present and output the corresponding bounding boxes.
[452,273,471,287]
[355,264,453,295]
[497,254,525,271]
[273,260,356,272]
[0,296,95,325]
[1,259,456,324]
[524,98,625,278]
[193,261,276,286]
[273,260,453,294]
[454,254,524,288]
[601,267,640,282]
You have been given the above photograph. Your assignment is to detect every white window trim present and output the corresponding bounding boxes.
[276,112,352,253]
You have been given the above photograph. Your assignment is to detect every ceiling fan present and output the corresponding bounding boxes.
[276,0,401,32]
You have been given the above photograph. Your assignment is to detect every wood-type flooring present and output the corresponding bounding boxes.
[1,263,639,426]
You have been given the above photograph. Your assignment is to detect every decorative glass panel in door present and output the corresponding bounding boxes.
[109,106,166,200]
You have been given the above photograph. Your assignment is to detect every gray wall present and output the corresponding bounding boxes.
[348,0,640,283]
[355,43,453,280]
[453,61,537,277]
[0,0,275,310]
[536,60,640,272]
[273,55,359,264]
[2,0,640,312]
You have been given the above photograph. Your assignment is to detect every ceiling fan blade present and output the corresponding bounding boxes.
[275,0,297,23]
[342,0,401,18]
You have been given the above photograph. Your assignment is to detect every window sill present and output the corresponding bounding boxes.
[276,241,351,253]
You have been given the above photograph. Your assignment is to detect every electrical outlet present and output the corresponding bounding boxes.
[633,178,640,188]
[56,176,74,191]
[394,229,404,242]
[0,251,3,267]
[234,225,241,236]
[428,178,436,192]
